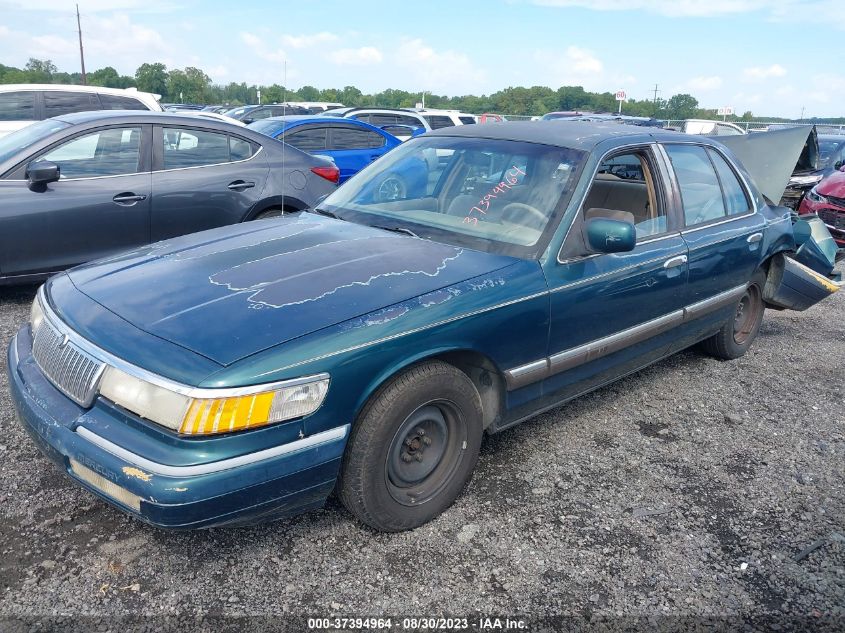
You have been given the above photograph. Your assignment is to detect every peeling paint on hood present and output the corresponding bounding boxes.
[67,215,519,366]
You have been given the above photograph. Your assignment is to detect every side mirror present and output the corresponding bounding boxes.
[242,117,254,125]
[26,160,60,190]
[584,216,636,253]
[836,160,844,171]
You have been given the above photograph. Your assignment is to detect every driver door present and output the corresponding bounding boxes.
[541,144,689,402]
[0,124,151,277]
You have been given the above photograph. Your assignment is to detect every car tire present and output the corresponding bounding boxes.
[700,269,767,360]
[338,360,483,532]
[255,208,286,220]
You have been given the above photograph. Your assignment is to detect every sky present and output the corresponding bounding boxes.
[0,0,843,118]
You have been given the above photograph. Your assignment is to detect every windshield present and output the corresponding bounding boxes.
[224,107,249,118]
[322,136,586,258]
[0,119,71,165]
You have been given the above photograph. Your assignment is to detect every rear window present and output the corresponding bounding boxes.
[98,94,148,110]
[44,91,98,117]
[0,91,37,121]
[424,115,455,130]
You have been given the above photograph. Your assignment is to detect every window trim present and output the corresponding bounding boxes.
[152,124,262,172]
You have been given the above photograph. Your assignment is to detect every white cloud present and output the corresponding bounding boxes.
[328,46,383,65]
[240,32,287,65]
[565,46,603,74]
[0,0,179,12]
[282,32,338,49]
[743,64,787,79]
[531,0,772,17]
[686,75,723,91]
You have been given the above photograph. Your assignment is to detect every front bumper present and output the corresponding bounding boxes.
[7,327,348,529]
[798,198,845,247]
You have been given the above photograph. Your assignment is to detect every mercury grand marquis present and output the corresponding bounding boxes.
[8,122,841,531]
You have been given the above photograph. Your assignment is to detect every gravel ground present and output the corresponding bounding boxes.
[0,269,843,632]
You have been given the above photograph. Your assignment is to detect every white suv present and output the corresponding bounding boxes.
[0,85,163,137]
[411,108,478,128]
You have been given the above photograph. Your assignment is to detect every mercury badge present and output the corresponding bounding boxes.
[58,333,70,349]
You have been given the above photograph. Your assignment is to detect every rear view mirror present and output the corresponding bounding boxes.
[26,160,60,190]
[584,216,636,254]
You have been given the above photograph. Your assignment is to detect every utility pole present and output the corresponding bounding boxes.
[76,4,87,85]
[652,83,661,114]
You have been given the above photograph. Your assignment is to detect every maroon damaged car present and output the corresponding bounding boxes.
[799,165,845,246]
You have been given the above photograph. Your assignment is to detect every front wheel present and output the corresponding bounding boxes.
[700,269,766,360]
[338,361,483,532]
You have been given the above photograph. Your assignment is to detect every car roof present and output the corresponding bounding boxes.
[262,115,381,126]
[0,84,158,97]
[426,120,704,150]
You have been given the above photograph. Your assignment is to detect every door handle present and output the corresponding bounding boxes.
[663,255,688,269]
[228,180,255,191]
[747,232,763,244]
[112,193,147,205]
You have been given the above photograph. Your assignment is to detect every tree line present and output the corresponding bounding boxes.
[2,58,842,124]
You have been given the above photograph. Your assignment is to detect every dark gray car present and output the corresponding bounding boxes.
[0,111,338,284]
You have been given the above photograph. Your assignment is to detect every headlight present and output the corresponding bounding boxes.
[30,290,45,333]
[99,367,329,435]
[806,186,827,204]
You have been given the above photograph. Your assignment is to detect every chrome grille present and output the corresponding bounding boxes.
[32,318,105,407]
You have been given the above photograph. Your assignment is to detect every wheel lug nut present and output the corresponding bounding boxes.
[404,438,414,447]
[415,454,424,462]
[402,453,412,462]
[416,428,425,436]
[423,437,432,446]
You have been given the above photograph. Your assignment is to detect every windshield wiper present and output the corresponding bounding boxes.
[374,224,419,238]
[309,207,343,220]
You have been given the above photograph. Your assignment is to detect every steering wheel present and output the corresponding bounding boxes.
[375,176,407,202]
[501,202,547,228]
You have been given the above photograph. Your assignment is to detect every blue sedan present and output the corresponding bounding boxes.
[7,122,841,532]
[249,116,402,184]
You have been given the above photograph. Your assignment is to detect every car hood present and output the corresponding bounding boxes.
[67,215,519,366]
[816,169,845,197]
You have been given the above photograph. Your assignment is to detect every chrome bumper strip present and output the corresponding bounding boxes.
[75,424,350,477]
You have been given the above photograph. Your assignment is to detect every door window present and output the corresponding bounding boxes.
[329,127,385,150]
[0,91,37,121]
[162,128,230,168]
[98,94,147,110]
[664,144,727,226]
[229,136,256,161]
[44,92,98,117]
[39,127,142,178]
[580,149,666,239]
[708,149,751,216]
[284,127,328,152]
[424,115,455,130]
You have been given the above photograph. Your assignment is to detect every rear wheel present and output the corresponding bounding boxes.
[338,361,483,532]
[255,208,286,220]
[700,269,766,360]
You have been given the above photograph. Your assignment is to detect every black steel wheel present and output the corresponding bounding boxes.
[701,269,766,360]
[338,361,483,532]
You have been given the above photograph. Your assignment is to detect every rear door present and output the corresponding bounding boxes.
[0,124,151,275]
[150,125,269,240]
[660,143,766,349]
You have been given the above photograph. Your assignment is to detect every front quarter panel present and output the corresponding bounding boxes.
[200,259,550,436]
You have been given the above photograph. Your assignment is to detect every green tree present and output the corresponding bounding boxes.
[24,58,57,83]
[135,62,168,96]
[665,93,699,120]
